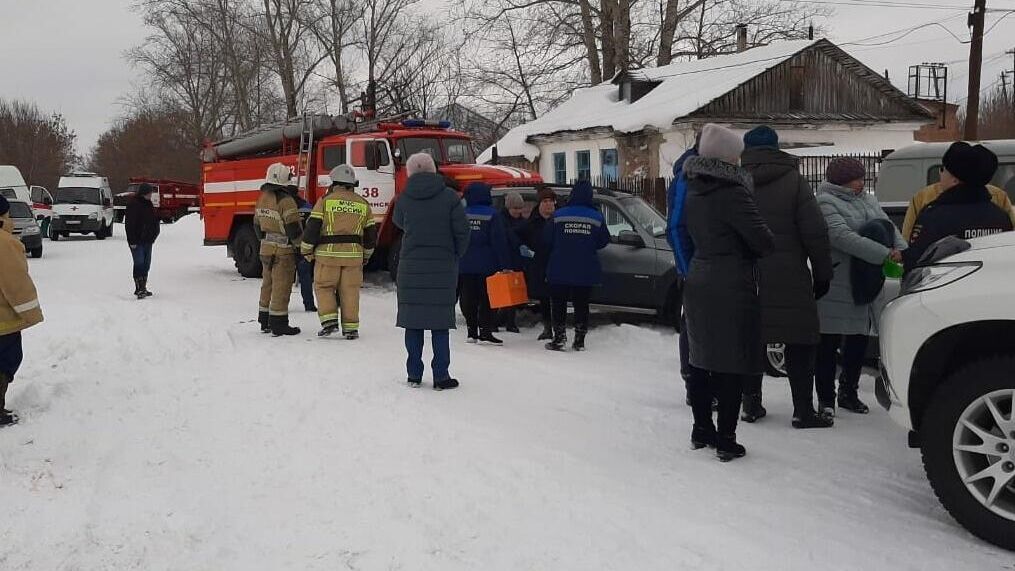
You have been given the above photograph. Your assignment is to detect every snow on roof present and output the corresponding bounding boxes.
[479,39,820,163]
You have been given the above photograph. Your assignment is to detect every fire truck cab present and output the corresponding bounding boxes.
[201,115,541,278]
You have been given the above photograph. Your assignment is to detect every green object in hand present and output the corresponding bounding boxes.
[883,258,904,279]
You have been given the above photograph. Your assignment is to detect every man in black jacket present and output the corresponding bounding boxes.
[906,142,1013,268]
[125,183,160,299]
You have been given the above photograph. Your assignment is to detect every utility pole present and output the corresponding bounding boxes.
[964,0,987,140]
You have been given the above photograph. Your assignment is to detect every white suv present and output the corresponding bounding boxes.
[879,231,1015,550]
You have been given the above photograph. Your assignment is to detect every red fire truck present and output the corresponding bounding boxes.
[115,178,201,224]
[200,114,542,277]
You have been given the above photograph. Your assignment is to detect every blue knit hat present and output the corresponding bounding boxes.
[744,125,779,149]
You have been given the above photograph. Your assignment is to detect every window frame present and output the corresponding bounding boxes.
[575,150,591,181]
[552,152,567,184]
[600,148,619,181]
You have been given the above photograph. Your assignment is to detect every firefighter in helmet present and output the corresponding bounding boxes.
[255,162,303,336]
[301,164,378,339]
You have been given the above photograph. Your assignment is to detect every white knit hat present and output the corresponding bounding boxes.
[697,124,744,165]
[406,152,437,176]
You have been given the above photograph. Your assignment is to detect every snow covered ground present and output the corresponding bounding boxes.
[1,217,1010,570]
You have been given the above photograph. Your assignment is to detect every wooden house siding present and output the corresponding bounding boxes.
[690,41,933,122]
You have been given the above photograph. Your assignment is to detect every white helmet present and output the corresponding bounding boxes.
[265,163,294,186]
[329,164,358,188]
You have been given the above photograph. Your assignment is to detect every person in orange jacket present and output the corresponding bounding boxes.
[0,196,45,427]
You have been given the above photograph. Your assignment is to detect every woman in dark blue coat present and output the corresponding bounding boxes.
[458,182,512,344]
[543,180,609,351]
[393,153,470,390]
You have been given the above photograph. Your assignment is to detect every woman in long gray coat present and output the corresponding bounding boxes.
[815,157,905,416]
[393,152,470,390]
[683,124,775,462]
[741,126,834,429]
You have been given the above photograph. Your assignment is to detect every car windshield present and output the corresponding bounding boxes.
[399,138,443,163]
[54,187,102,205]
[620,196,667,237]
[7,202,32,218]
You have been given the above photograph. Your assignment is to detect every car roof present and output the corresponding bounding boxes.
[884,139,1015,161]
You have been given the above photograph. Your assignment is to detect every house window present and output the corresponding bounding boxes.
[552,153,567,184]
[576,150,591,180]
[600,149,619,181]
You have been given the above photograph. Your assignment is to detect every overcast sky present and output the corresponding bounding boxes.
[1,0,1014,155]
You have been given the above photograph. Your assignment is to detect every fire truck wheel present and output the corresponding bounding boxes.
[232,224,263,278]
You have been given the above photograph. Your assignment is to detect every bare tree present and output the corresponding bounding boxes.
[309,0,364,113]
[0,99,77,191]
[88,107,202,191]
[260,0,330,117]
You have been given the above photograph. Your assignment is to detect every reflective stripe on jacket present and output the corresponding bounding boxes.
[255,185,302,255]
[301,187,378,265]
[0,218,44,335]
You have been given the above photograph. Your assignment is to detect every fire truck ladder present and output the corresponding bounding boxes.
[295,113,315,191]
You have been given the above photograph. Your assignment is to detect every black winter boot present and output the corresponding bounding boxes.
[545,328,567,351]
[258,311,271,333]
[837,391,870,414]
[691,426,717,449]
[478,330,503,345]
[466,327,479,344]
[139,277,153,298]
[407,377,422,388]
[740,394,767,423]
[317,323,339,337]
[792,408,834,429]
[0,374,15,428]
[716,435,747,462]
[433,378,460,391]
[572,327,587,352]
[270,315,301,337]
[538,322,553,341]
[133,278,143,298]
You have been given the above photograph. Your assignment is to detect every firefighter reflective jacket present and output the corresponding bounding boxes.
[255,184,302,256]
[301,186,378,266]
[0,215,44,335]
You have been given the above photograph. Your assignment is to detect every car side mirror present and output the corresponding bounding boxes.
[617,229,645,248]
[365,144,380,171]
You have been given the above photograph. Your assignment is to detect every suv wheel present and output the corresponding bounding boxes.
[921,355,1015,550]
[765,343,788,378]
[96,222,107,240]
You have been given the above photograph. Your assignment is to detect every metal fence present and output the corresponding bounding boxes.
[797,153,884,190]
[572,152,886,214]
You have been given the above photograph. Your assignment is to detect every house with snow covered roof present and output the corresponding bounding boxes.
[479,38,935,182]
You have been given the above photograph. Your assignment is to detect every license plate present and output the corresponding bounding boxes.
[66,220,80,225]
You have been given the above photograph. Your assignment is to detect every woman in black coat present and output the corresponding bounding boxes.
[124,183,160,299]
[740,126,834,429]
[683,124,775,462]
[521,186,557,340]
[393,153,470,390]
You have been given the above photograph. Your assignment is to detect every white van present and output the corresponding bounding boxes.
[50,172,115,240]
[875,140,1015,227]
[0,165,31,204]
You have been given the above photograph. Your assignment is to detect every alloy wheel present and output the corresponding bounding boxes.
[953,389,1015,522]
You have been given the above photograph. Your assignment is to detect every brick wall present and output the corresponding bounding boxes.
[616,131,664,178]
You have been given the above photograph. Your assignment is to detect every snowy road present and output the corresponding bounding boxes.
[0,218,1010,570]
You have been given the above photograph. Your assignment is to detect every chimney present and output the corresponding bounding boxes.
[736,24,748,53]
[808,24,814,40]
[491,145,499,165]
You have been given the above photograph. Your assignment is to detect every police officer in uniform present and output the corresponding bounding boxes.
[301,165,378,339]
[905,142,1014,268]
[256,163,303,336]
